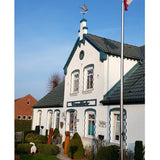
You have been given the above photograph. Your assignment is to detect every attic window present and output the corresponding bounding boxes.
[27,99,30,105]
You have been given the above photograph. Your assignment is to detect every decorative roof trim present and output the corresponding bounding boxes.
[80,18,87,23]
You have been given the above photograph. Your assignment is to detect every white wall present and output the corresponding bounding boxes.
[107,104,145,151]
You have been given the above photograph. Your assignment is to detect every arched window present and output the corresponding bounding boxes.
[109,108,127,144]
[66,109,77,135]
[85,109,96,137]
[84,64,94,91]
[47,110,53,130]
[37,110,42,126]
[71,70,80,93]
[54,110,60,129]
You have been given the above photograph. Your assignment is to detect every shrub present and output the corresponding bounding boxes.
[95,145,120,160]
[134,141,145,160]
[15,120,32,132]
[16,143,32,154]
[15,143,59,155]
[53,128,60,139]
[25,133,47,144]
[67,132,84,160]
[37,144,59,155]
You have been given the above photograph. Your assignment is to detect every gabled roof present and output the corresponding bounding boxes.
[15,94,37,102]
[100,62,145,105]
[32,82,64,108]
[63,33,144,75]
[86,34,143,60]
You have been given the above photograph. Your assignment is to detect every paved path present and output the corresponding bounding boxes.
[56,144,72,160]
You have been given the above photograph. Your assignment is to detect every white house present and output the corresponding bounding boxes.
[32,19,145,151]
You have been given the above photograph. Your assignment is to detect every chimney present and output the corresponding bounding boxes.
[79,19,88,40]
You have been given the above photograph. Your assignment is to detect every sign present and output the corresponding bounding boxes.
[99,121,107,128]
[67,99,97,107]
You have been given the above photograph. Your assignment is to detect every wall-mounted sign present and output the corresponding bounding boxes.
[67,99,97,107]
[99,121,107,128]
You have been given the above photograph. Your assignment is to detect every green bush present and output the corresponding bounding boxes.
[15,120,32,132]
[37,144,59,155]
[67,132,84,160]
[16,144,59,155]
[25,133,47,144]
[95,145,120,160]
[134,141,145,160]
[16,143,32,154]
[53,128,60,139]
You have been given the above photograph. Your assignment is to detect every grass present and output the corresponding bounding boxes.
[19,154,60,160]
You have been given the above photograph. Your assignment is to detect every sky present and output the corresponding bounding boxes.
[15,0,145,100]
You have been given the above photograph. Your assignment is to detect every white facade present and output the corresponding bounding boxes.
[32,19,145,152]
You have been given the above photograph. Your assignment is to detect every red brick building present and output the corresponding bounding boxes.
[15,94,37,120]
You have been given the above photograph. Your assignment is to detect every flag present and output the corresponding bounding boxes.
[124,0,133,11]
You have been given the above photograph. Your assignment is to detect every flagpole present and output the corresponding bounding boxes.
[120,0,124,160]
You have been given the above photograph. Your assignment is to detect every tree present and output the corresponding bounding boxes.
[48,73,62,91]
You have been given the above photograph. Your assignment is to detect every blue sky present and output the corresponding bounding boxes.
[15,0,145,100]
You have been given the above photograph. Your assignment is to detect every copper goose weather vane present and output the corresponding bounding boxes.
[80,1,88,17]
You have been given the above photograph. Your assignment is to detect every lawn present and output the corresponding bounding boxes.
[19,154,60,160]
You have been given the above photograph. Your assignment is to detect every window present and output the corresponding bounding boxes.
[114,114,120,140]
[88,113,95,136]
[87,68,93,89]
[71,70,79,93]
[54,111,60,129]
[85,109,96,137]
[47,110,53,130]
[84,65,94,91]
[37,110,42,126]
[23,115,26,120]
[17,115,21,120]
[66,110,77,134]
[110,108,126,144]
[27,99,30,105]
[28,116,32,120]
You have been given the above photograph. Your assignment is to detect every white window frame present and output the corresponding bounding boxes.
[66,110,77,135]
[85,110,96,138]
[110,111,120,144]
[84,65,94,91]
[22,115,26,120]
[54,110,60,129]
[28,115,32,120]
[17,115,21,120]
[47,110,53,130]
[71,71,79,94]
[37,110,42,126]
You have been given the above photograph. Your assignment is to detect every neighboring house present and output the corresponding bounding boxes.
[15,94,37,120]
[32,19,145,151]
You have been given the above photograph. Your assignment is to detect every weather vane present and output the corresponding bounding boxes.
[80,0,88,17]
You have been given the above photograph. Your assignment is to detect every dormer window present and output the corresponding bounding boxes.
[71,70,79,93]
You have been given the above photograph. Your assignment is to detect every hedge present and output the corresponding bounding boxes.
[37,144,59,155]
[16,144,59,155]
[16,143,32,154]
[95,145,120,160]
[25,133,47,144]
[15,120,32,132]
